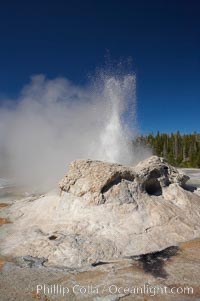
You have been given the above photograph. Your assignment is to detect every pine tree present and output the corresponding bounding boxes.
[135,132,200,168]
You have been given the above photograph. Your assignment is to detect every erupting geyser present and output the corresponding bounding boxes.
[95,74,136,165]
[0,65,149,191]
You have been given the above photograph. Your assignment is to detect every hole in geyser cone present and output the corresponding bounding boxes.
[144,179,162,196]
[91,261,110,267]
[48,235,57,240]
[101,172,135,194]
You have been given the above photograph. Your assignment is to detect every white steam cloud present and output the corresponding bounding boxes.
[0,71,151,191]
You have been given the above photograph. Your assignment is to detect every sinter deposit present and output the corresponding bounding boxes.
[1,156,200,268]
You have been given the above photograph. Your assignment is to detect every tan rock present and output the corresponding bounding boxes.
[59,159,135,204]
[1,156,200,269]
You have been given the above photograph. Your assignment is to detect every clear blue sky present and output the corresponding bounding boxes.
[0,0,199,134]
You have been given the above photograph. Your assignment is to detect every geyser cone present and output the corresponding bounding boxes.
[2,156,200,269]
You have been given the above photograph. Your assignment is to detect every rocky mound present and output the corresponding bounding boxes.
[59,156,189,204]
[1,156,200,268]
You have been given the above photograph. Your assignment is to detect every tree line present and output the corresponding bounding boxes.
[135,132,200,168]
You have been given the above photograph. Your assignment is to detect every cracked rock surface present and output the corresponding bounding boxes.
[1,156,200,268]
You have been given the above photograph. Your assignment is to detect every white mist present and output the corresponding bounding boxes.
[0,69,150,191]
[95,74,136,165]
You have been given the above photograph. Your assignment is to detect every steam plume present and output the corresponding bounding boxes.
[0,70,151,191]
